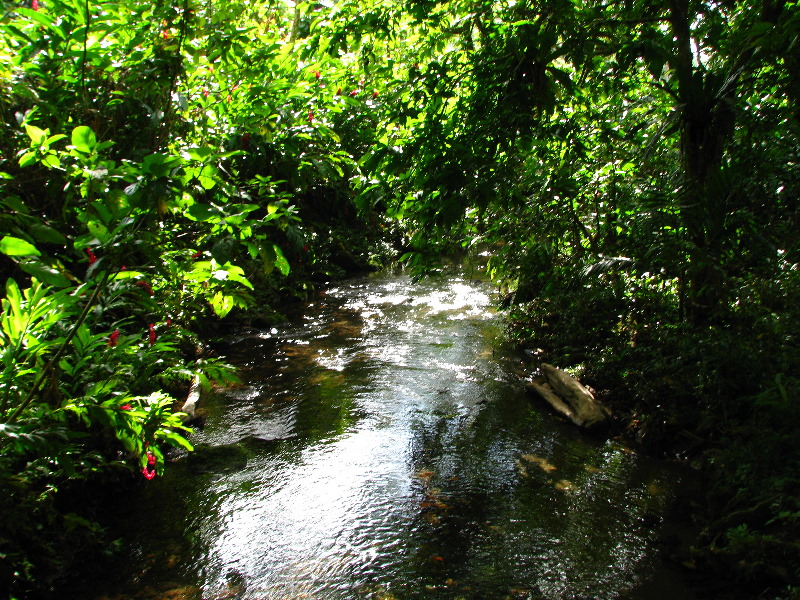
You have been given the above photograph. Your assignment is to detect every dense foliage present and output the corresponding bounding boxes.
[1,0,798,596]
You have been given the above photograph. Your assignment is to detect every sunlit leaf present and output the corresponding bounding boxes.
[0,236,41,257]
[71,126,97,153]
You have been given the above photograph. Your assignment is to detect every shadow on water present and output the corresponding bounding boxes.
[69,267,698,600]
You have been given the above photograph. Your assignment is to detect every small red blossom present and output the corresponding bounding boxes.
[166,318,172,327]
[372,91,379,99]
[308,111,314,123]
[191,251,202,259]
[336,88,342,96]
[120,404,132,411]
[348,90,358,97]
[146,451,157,466]
[148,323,157,346]
[31,0,39,10]
[120,265,127,271]
[86,248,97,264]
[141,466,157,480]
[313,70,320,80]
[108,328,121,347]
[202,87,209,98]
[135,280,153,296]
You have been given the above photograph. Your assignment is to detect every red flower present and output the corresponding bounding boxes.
[307,111,314,123]
[148,323,157,346]
[313,70,320,80]
[120,404,132,411]
[336,88,342,96]
[31,0,39,9]
[202,87,209,98]
[146,451,157,466]
[372,91,379,99]
[141,467,157,480]
[108,328,121,347]
[191,251,202,259]
[135,280,153,296]
[348,90,358,97]
[86,248,97,264]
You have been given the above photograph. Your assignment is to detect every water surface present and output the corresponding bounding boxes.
[83,267,693,600]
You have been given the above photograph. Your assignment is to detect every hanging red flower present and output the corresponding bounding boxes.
[148,323,157,346]
[141,466,157,480]
[86,248,97,264]
[119,404,132,411]
[108,328,121,347]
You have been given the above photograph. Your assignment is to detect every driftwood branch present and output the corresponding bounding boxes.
[527,363,609,432]
[181,374,201,423]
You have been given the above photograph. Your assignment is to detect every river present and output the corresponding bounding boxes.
[72,265,696,600]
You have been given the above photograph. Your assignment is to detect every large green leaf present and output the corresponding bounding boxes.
[19,260,72,287]
[0,236,41,257]
[71,126,97,153]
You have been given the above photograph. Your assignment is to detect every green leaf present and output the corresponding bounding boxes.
[0,236,41,257]
[19,260,71,287]
[273,244,290,276]
[24,124,47,145]
[18,152,37,168]
[29,223,67,245]
[142,153,181,177]
[210,291,234,317]
[260,243,276,275]
[71,126,97,153]
[186,203,222,222]
[198,165,217,190]
[111,270,144,281]
[41,153,61,169]
[185,146,214,161]
[17,7,54,28]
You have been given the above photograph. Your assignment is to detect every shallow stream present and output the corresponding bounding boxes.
[78,267,695,600]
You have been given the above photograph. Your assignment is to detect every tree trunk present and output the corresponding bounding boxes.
[667,0,733,323]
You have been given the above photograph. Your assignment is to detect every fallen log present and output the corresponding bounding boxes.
[527,363,609,432]
[526,381,579,426]
[181,374,202,423]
